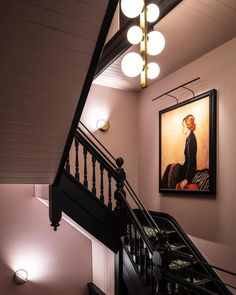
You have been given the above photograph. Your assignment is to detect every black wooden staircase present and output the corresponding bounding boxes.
[50,122,235,295]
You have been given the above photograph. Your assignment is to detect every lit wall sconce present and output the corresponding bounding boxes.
[13,269,28,285]
[96,119,110,132]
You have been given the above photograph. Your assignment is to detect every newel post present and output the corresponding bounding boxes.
[49,185,62,231]
[114,157,126,208]
[114,157,127,237]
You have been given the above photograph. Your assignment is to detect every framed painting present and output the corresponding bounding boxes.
[159,89,217,195]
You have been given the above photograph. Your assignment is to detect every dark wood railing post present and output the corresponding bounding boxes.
[114,157,127,238]
[49,185,62,231]
[108,172,112,209]
[114,157,126,211]
[153,232,170,294]
[65,155,70,173]
[100,164,105,203]
[83,146,88,188]
[92,155,96,196]
[115,157,126,192]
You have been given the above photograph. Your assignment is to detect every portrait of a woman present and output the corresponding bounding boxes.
[161,114,198,190]
[159,91,216,193]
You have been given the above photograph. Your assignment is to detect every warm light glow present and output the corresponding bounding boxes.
[127,26,143,45]
[146,3,160,23]
[147,62,160,79]
[147,31,165,55]
[10,249,46,281]
[121,52,144,77]
[121,0,144,18]
[80,100,110,132]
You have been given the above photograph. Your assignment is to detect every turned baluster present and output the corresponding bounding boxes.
[148,251,154,287]
[143,243,149,284]
[114,157,126,212]
[83,146,88,188]
[128,222,133,254]
[133,227,137,264]
[65,155,70,173]
[138,236,144,274]
[92,155,96,196]
[100,164,104,203]
[75,137,80,181]
[108,172,112,209]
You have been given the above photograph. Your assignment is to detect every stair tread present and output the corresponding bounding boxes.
[165,230,176,234]
[170,243,187,250]
[193,277,212,285]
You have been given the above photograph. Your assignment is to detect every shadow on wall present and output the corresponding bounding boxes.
[160,195,220,242]
[0,257,15,291]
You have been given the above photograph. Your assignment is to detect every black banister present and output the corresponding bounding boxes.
[77,124,163,236]
[77,127,116,169]
[172,250,236,279]
[162,270,218,295]
[170,262,236,291]
[75,131,117,179]
[116,190,153,252]
[124,181,161,234]
[137,210,235,294]
[79,121,116,162]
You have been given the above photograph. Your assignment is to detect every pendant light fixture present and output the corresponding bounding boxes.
[120,0,165,88]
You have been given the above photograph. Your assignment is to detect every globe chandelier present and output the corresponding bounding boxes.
[120,0,165,88]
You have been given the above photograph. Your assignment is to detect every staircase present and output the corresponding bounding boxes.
[50,122,235,295]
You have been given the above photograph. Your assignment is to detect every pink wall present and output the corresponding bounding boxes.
[34,185,115,295]
[138,38,236,289]
[0,184,92,295]
[81,84,139,198]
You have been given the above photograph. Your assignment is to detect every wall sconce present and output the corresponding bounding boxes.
[96,119,110,131]
[13,269,28,285]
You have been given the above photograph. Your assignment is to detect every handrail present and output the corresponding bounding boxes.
[77,126,116,169]
[162,270,218,295]
[118,191,232,295]
[124,181,162,234]
[79,122,116,162]
[75,131,117,179]
[169,260,236,291]
[172,250,236,278]
[117,190,153,252]
[140,210,235,293]
[151,211,236,279]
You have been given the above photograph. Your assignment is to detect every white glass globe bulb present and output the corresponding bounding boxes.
[127,26,143,45]
[147,31,165,56]
[147,3,160,23]
[121,0,144,18]
[121,52,144,77]
[147,62,160,79]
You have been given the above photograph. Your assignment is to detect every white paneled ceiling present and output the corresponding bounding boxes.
[0,0,109,183]
[94,0,236,92]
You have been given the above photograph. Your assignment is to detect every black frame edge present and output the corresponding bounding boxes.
[159,89,217,196]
